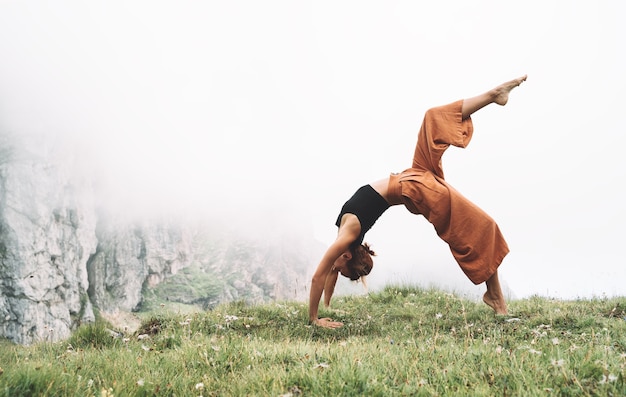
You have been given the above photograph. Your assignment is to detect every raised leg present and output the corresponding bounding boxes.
[462,75,527,119]
[483,270,508,314]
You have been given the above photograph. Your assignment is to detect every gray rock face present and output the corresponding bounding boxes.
[87,217,195,313]
[0,146,98,345]
[0,135,320,345]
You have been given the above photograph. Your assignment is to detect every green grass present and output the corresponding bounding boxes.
[1,286,624,396]
[140,263,226,312]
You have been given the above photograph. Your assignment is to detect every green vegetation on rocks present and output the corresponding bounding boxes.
[1,286,624,396]
[140,263,226,312]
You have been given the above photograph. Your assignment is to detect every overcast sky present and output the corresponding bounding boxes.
[1,1,624,300]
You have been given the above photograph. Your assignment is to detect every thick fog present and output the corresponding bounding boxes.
[1,1,625,299]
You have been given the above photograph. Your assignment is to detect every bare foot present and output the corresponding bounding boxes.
[492,75,527,106]
[483,291,508,315]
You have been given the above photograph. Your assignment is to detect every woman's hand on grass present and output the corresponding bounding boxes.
[313,317,344,329]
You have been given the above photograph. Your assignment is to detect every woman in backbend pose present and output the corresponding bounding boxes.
[309,75,527,328]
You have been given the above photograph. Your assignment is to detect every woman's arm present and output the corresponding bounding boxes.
[308,217,360,328]
[323,271,339,307]
[308,241,346,328]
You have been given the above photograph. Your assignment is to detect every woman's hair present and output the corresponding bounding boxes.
[346,242,375,282]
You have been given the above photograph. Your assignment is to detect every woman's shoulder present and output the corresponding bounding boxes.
[337,213,361,235]
[338,214,361,241]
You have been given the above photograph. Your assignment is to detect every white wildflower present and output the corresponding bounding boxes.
[87,379,94,387]
[100,388,114,397]
[137,334,150,340]
[551,338,560,345]
[435,313,443,319]
[551,359,565,367]
[531,329,547,338]
[608,374,618,382]
[141,344,150,351]
[314,362,330,370]
[137,379,145,386]
[529,349,542,355]
[195,382,205,390]
[495,346,503,354]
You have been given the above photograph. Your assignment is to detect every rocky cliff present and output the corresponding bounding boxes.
[0,138,98,345]
[0,135,320,345]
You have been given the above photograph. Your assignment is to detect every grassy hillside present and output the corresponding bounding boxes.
[1,286,624,396]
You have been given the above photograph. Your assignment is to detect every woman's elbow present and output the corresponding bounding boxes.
[311,274,325,286]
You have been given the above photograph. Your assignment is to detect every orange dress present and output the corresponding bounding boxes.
[386,100,509,284]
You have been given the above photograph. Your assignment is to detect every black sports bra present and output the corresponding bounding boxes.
[335,185,390,249]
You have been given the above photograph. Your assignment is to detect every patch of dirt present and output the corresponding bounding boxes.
[136,317,162,336]
[99,310,142,334]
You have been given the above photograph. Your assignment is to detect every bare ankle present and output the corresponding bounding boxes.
[483,291,508,315]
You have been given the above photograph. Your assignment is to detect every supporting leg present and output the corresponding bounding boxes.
[462,75,527,119]
[483,270,508,314]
